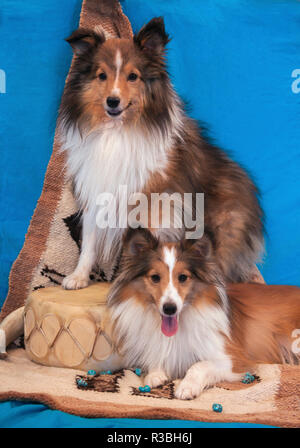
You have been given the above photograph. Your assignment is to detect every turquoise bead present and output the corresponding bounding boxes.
[212,403,223,413]
[106,370,112,375]
[135,368,142,376]
[87,370,96,376]
[242,372,255,384]
[139,385,151,393]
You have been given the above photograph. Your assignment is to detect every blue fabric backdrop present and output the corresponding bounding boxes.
[1,0,299,428]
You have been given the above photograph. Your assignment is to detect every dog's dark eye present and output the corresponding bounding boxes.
[151,274,161,283]
[99,72,107,81]
[128,72,138,82]
[178,274,188,283]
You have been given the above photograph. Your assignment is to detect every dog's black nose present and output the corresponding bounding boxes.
[107,96,120,109]
[163,303,177,316]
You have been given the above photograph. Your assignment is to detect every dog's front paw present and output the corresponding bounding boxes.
[144,370,168,388]
[175,379,203,400]
[62,273,89,290]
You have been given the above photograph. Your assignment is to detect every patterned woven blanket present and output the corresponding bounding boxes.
[0,345,299,427]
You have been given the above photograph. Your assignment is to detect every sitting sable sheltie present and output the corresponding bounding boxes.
[108,228,300,400]
[59,16,263,290]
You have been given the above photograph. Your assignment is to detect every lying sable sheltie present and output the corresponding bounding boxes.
[59,15,263,290]
[108,228,300,400]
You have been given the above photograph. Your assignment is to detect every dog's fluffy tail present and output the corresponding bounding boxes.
[0,307,24,358]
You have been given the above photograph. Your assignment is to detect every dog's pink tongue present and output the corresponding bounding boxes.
[161,315,178,337]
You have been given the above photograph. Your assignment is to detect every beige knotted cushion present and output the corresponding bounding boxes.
[24,283,115,371]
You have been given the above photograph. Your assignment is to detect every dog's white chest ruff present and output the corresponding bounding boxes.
[63,125,169,206]
[112,299,232,379]
[61,124,170,262]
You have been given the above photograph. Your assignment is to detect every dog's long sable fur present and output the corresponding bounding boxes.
[58,17,264,289]
[107,228,299,400]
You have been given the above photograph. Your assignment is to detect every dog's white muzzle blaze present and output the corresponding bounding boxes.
[159,246,184,337]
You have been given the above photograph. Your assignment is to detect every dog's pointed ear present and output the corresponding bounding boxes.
[123,227,159,256]
[181,234,213,259]
[134,17,169,54]
[66,28,105,55]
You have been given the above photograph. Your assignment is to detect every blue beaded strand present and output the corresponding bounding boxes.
[242,372,255,384]
[139,385,151,393]
[76,378,88,388]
